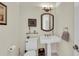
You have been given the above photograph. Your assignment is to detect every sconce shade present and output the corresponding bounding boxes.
[42,4,53,12]
[43,7,52,12]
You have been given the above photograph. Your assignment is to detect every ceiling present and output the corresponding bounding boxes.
[20,2,61,8]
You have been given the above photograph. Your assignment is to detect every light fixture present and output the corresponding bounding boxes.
[42,4,53,12]
[40,3,61,12]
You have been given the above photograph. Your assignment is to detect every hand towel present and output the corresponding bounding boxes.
[61,31,70,41]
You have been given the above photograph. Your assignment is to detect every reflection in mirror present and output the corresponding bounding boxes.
[41,13,54,31]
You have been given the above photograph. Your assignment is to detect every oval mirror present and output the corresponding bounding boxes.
[41,13,54,31]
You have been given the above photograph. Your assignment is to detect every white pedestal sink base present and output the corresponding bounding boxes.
[40,36,61,56]
[47,44,51,56]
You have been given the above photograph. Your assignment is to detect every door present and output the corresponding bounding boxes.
[74,2,79,56]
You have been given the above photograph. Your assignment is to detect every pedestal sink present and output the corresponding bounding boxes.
[40,35,61,56]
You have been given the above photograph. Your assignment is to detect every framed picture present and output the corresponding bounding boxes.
[0,2,7,25]
[28,18,37,27]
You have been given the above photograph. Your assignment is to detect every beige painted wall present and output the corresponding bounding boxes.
[0,2,20,56]
[20,2,56,55]
[56,3,74,55]
[20,2,74,56]
[0,2,74,56]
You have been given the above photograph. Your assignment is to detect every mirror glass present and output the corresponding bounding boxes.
[41,13,54,31]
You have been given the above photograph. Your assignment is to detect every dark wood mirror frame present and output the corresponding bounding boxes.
[41,13,54,31]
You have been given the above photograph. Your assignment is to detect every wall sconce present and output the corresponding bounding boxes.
[40,3,61,12]
[42,4,53,12]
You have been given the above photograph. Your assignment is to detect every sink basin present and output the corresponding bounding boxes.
[40,35,61,44]
[40,35,61,56]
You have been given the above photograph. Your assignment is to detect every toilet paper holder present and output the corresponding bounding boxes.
[8,45,16,53]
[73,44,79,52]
